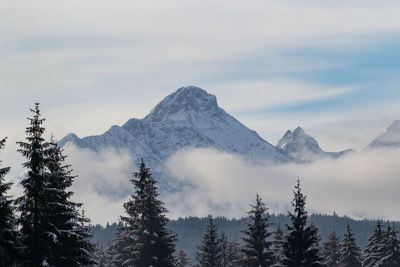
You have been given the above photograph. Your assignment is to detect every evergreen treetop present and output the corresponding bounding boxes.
[15,103,53,267]
[377,225,400,266]
[196,215,223,267]
[15,104,95,266]
[339,224,362,267]
[119,160,176,267]
[45,139,95,266]
[279,178,323,267]
[241,193,274,267]
[363,221,383,267]
[323,231,340,267]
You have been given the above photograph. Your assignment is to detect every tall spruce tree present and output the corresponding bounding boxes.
[196,215,223,267]
[15,103,54,267]
[338,224,362,267]
[0,137,19,266]
[118,160,176,266]
[45,139,95,266]
[241,194,274,267]
[377,225,400,266]
[279,179,323,267]
[323,231,340,267]
[363,221,384,267]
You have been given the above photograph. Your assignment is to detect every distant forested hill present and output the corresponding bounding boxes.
[91,214,400,260]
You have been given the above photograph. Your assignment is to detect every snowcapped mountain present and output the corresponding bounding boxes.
[276,127,352,162]
[59,86,290,189]
[368,120,400,149]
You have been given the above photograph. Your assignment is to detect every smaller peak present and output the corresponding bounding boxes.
[63,133,79,140]
[367,119,400,149]
[277,126,323,157]
[387,120,400,132]
[58,133,80,148]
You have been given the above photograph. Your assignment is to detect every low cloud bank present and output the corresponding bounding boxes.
[165,147,400,221]
[10,145,400,225]
[63,145,135,225]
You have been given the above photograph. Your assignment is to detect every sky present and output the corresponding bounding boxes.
[2,1,400,224]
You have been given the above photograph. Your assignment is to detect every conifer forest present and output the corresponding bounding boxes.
[1,104,400,267]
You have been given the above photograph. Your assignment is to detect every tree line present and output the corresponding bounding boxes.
[180,183,400,267]
[1,104,400,266]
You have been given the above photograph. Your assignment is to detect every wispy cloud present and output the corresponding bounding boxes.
[213,80,356,114]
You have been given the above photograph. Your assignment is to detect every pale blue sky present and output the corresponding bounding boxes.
[1,0,400,170]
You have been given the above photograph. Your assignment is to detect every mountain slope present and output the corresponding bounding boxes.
[276,127,352,161]
[59,86,290,189]
[368,120,400,149]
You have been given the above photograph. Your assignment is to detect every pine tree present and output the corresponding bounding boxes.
[0,137,19,266]
[338,224,362,267]
[176,249,191,267]
[196,215,223,267]
[377,225,400,267]
[241,193,274,267]
[119,160,176,266]
[323,231,340,267]
[279,179,323,267]
[363,221,384,267]
[272,223,285,264]
[45,140,95,266]
[15,103,54,267]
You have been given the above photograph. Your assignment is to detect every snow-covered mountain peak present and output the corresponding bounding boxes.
[276,127,351,161]
[277,127,320,153]
[58,133,80,147]
[368,120,400,149]
[387,120,400,132]
[277,127,311,149]
[145,86,218,122]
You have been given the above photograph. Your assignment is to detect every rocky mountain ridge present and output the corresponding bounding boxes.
[59,86,291,190]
